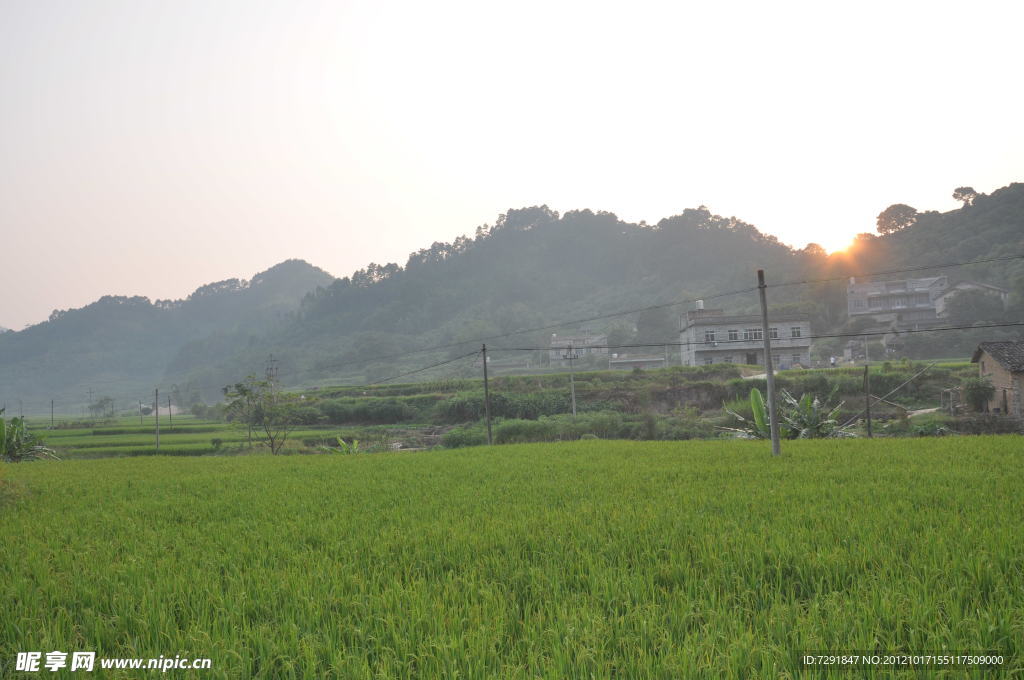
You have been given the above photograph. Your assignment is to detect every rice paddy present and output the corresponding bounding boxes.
[1,437,1022,678]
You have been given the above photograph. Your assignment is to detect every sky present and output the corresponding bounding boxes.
[1,0,1022,330]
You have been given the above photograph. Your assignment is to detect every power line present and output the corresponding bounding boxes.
[308,285,759,373]
[770,252,1024,290]
[364,351,480,386]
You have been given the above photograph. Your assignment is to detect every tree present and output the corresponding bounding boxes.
[223,376,302,454]
[876,204,918,234]
[88,396,115,419]
[635,306,677,344]
[953,186,978,206]
[961,376,995,412]
[802,243,827,258]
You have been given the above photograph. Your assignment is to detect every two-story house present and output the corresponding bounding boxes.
[846,275,949,325]
[679,307,812,369]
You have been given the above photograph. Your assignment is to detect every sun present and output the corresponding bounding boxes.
[817,235,855,255]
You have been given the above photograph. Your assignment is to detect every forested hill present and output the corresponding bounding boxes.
[0,259,333,410]
[3,183,1023,413]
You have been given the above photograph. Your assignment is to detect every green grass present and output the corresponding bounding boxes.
[2,438,1022,678]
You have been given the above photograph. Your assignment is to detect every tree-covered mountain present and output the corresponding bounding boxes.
[0,259,333,411]
[2,183,1022,414]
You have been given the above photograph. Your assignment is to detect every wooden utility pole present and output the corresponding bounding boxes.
[757,269,781,456]
[567,343,578,420]
[167,396,173,430]
[863,365,873,437]
[481,344,493,446]
[139,400,143,425]
[154,388,160,451]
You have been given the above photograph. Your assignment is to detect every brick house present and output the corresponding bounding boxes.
[970,341,1024,417]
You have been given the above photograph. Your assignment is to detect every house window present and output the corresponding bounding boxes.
[769,327,779,339]
[790,327,802,338]
[703,357,713,365]
[915,293,930,305]
[744,328,763,341]
[728,329,739,341]
[854,299,866,308]
[792,354,801,365]
[892,295,907,308]
[723,356,733,363]
[869,297,883,309]
[704,330,716,342]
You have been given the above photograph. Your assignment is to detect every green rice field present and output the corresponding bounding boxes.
[2,437,1022,678]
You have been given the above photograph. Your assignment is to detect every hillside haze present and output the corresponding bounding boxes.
[3,184,1023,414]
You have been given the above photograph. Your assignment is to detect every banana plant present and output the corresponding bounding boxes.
[319,437,360,455]
[722,388,854,439]
[0,410,60,462]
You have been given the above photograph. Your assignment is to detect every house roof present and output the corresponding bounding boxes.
[936,281,1010,299]
[972,341,1024,372]
[682,313,809,329]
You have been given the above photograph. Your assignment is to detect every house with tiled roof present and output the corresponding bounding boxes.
[970,341,1024,417]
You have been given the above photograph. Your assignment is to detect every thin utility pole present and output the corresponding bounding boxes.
[139,400,143,425]
[567,343,578,420]
[481,344,493,446]
[51,400,54,429]
[167,396,173,430]
[863,365,873,438]
[757,269,781,456]
[155,388,160,452]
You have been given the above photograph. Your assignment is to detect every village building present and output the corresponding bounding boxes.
[608,354,667,371]
[934,281,1010,316]
[846,275,948,325]
[679,306,811,369]
[549,331,608,366]
[970,340,1024,417]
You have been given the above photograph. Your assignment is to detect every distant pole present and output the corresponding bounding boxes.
[167,395,173,430]
[568,343,578,420]
[481,344,493,446]
[863,365,873,438]
[155,388,160,451]
[757,269,781,456]
[51,400,54,428]
[139,400,143,425]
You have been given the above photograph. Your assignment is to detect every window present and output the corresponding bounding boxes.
[703,357,713,365]
[743,328,763,341]
[723,356,733,363]
[704,329,716,342]
[854,299,866,308]
[790,327,802,338]
[869,297,883,309]
[772,354,781,365]
[728,329,739,341]
[792,354,801,365]
[769,327,779,339]
[892,295,907,308]
[915,293,930,305]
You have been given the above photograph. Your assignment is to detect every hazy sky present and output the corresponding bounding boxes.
[2,0,1021,330]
